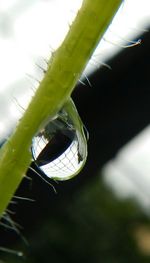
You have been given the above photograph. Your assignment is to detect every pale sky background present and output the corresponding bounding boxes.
[0,0,150,210]
[0,0,149,137]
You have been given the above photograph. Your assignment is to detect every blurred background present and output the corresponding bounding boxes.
[0,0,150,262]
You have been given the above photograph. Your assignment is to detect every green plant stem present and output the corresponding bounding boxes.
[0,0,122,216]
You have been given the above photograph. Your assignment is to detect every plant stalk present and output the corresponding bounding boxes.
[0,0,122,216]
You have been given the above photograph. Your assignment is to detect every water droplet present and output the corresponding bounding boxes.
[31,99,88,181]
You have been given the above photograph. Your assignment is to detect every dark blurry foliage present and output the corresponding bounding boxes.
[2,177,150,263]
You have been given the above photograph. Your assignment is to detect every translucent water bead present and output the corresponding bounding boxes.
[31,99,88,181]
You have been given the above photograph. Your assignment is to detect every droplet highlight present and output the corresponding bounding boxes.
[31,99,88,181]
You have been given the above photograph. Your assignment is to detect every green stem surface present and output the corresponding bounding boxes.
[0,0,122,215]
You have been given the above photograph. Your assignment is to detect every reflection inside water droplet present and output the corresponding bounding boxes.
[31,100,88,181]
